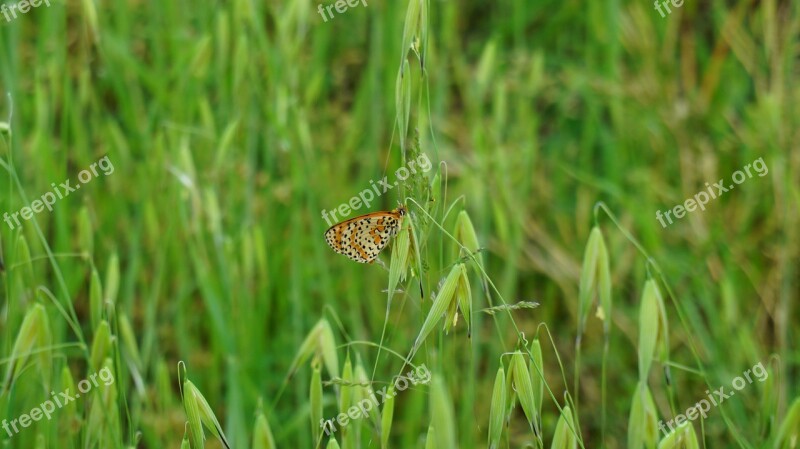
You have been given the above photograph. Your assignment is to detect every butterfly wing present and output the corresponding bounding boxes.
[324,212,403,263]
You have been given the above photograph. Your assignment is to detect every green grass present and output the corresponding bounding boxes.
[1,0,799,447]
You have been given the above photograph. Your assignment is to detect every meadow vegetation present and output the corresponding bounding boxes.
[0,0,798,448]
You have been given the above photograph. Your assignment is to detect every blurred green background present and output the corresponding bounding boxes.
[0,0,798,448]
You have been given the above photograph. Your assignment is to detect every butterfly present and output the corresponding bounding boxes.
[324,206,406,263]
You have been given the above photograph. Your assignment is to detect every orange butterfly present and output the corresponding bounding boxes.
[324,206,406,263]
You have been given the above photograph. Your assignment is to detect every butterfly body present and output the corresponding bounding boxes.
[324,206,406,263]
